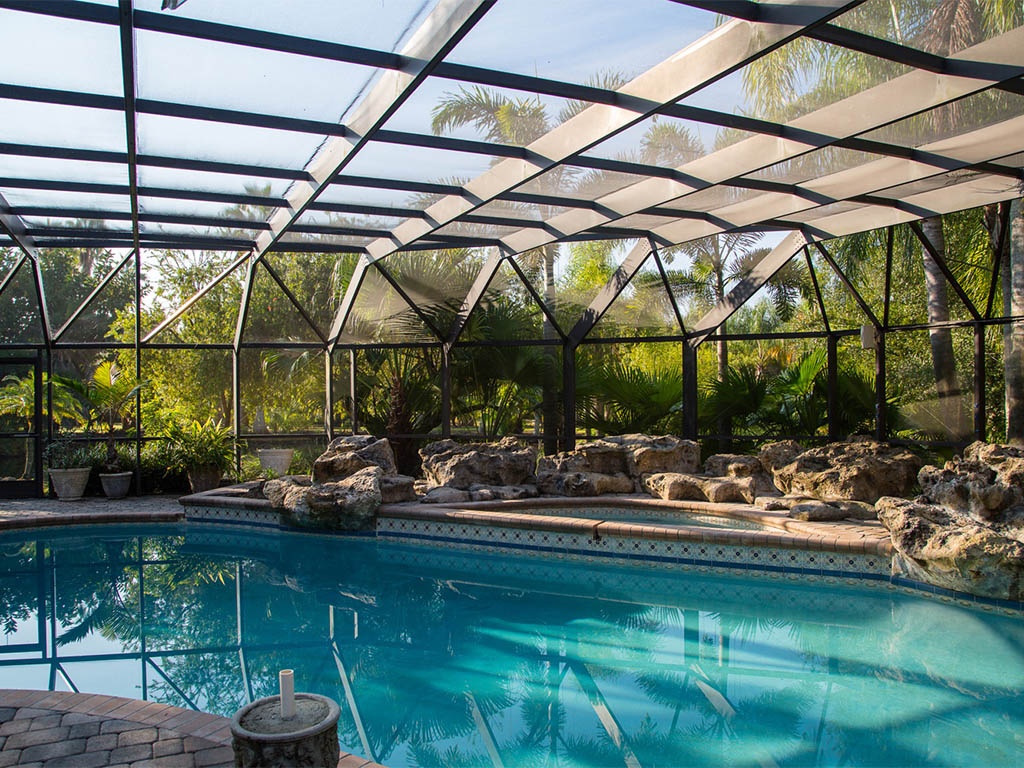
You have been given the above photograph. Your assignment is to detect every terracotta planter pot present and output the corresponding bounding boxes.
[188,465,222,493]
[100,471,133,499]
[258,448,294,476]
[49,467,91,501]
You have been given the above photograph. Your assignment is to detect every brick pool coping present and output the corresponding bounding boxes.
[0,690,383,768]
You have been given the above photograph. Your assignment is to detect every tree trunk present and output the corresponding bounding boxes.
[715,262,731,449]
[920,216,966,439]
[541,245,559,454]
[1007,200,1024,444]
[22,417,32,479]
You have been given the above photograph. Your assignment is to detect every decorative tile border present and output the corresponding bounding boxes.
[377,517,890,578]
[376,516,1021,614]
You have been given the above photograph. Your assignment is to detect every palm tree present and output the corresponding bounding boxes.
[740,0,1022,441]
[432,86,575,451]
[0,373,83,477]
[72,361,144,470]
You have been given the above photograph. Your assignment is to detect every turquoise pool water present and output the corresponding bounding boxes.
[0,525,1021,767]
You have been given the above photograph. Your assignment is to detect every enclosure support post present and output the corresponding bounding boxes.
[441,343,452,439]
[563,344,576,453]
[232,349,241,478]
[134,248,142,496]
[33,348,43,497]
[827,334,839,441]
[682,341,698,441]
[324,351,334,442]
[348,349,358,435]
[974,323,986,441]
[875,331,887,441]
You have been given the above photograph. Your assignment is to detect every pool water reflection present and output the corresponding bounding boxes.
[0,525,1021,767]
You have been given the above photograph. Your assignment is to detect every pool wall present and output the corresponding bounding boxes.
[168,491,1023,614]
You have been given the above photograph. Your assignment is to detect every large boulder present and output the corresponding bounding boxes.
[917,441,1024,523]
[704,453,780,497]
[537,435,698,496]
[878,495,1024,601]
[773,439,922,503]
[380,474,417,504]
[266,466,382,530]
[598,434,700,475]
[419,437,536,489]
[538,471,634,497]
[704,453,762,478]
[312,436,397,483]
[641,472,754,503]
[642,472,706,501]
[758,440,803,474]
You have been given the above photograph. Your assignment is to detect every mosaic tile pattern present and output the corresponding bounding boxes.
[376,517,889,578]
[182,504,280,528]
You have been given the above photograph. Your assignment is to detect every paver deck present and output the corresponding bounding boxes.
[0,690,383,768]
[0,496,185,532]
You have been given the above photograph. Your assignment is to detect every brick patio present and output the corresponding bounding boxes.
[0,690,382,768]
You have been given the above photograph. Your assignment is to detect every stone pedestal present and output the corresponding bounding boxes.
[231,693,340,767]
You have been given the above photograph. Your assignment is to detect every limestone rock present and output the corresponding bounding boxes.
[537,435,698,496]
[468,483,539,501]
[789,501,847,522]
[878,495,1024,601]
[599,434,700,475]
[758,440,803,474]
[758,493,816,510]
[755,495,790,511]
[419,437,536,489]
[964,441,1024,487]
[705,452,781,498]
[419,486,472,504]
[773,439,922,503]
[266,466,382,530]
[704,453,762,478]
[699,475,755,504]
[918,441,1024,523]
[827,499,877,520]
[312,436,397,483]
[538,471,634,497]
[380,474,417,504]
[642,472,706,501]
[641,472,753,503]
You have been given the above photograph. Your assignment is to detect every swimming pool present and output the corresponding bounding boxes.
[0,524,1020,767]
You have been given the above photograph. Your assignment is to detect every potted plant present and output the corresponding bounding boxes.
[257,447,294,476]
[74,362,144,500]
[165,418,234,493]
[44,439,95,501]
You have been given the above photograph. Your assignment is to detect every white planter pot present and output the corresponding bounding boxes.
[258,448,294,476]
[49,467,91,501]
